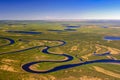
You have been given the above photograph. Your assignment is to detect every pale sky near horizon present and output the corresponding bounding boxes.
[0,0,120,20]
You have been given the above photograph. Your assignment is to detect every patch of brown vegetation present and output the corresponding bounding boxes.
[54,47,64,54]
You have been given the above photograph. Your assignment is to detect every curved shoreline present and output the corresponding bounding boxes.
[22,59,120,73]
[0,37,15,47]
[22,39,120,74]
[22,39,74,73]
[0,37,120,74]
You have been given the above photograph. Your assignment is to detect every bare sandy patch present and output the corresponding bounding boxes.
[107,47,120,54]
[22,75,55,80]
[106,55,117,60]
[93,66,120,79]
[95,44,102,52]
[20,46,25,49]
[70,46,78,52]
[62,76,78,80]
[0,65,18,72]
[1,58,18,63]
[81,53,92,60]
[79,76,102,80]
[96,44,120,54]
[47,75,56,80]
[61,76,102,80]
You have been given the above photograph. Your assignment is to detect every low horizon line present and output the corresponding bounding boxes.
[1,19,120,21]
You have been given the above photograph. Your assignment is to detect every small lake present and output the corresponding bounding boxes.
[104,36,120,40]
[6,30,42,34]
[66,26,80,29]
[63,26,80,32]
[47,29,63,32]
[64,29,76,31]
[101,26,108,28]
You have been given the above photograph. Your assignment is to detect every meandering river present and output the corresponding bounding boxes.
[0,37,120,73]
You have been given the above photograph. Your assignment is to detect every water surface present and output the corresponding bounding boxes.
[104,36,120,40]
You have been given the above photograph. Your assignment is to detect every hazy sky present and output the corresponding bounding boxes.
[0,0,120,20]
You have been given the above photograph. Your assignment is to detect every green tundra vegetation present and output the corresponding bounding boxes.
[0,20,120,80]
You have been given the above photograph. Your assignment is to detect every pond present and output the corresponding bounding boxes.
[104,36,120,40]
[6,30,42,34]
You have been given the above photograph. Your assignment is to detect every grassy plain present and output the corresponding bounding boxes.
[0,20,120,80]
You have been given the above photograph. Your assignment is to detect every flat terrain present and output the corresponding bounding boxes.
[0,20,120,80]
